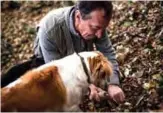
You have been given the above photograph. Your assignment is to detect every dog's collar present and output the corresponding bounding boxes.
[76,53,91,84]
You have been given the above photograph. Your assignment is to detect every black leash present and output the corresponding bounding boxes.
[76,52,91,84]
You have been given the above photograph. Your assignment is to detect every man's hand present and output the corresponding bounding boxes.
[89,84,101,101]
[89,84,125,104]
[107,84,125,103]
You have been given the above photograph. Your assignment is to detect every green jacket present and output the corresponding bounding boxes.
[34,6,120,86]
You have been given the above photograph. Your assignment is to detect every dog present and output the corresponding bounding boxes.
[1,51,113,112]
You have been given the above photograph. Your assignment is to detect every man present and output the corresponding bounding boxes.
[34,1,125,103]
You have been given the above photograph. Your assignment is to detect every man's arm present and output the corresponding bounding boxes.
[95,30,120,86]
[37,27,61,63]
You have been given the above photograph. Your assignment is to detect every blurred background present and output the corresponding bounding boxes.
[1,1,163,112]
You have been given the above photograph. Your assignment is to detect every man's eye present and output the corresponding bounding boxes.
[91,27,98,31]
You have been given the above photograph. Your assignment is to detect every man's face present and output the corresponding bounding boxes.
[75,9,110,40]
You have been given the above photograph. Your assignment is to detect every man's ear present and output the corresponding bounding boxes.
[75,10,81,20]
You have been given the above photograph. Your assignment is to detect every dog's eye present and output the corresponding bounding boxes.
[101,72,106,79]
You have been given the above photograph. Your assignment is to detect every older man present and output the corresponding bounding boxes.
[34,1,125,103]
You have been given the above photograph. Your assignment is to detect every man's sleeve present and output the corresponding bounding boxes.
[37,27,61,63]
[95,30,120,85]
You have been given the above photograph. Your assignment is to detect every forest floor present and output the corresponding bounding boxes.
[1,1,163,112]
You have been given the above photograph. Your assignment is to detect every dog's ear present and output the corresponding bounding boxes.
[88,53,113,86]
[88,54,113,77]
[88,56,100,76]
[101,59,113,77]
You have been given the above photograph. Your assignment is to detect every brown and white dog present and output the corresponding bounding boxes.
[1,51,113,112]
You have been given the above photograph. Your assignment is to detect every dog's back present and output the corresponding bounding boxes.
[1,66,67,112]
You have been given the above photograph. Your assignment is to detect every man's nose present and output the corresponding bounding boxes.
[95,30,103,38]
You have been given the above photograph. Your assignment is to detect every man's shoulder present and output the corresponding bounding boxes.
[50,6,72,14]
[38,6,72,30]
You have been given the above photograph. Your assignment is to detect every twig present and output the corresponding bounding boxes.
[158,28,163,39]
[135,94,145,108]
